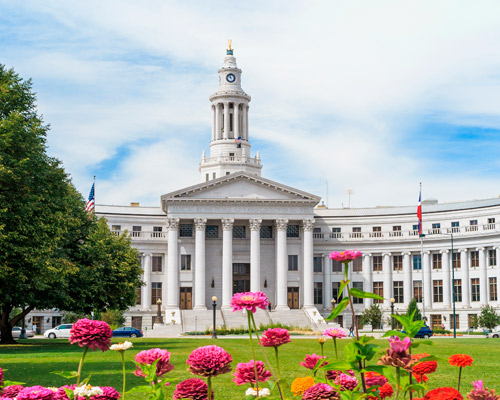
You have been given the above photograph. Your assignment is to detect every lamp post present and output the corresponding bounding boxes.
[450,232,456,339]
[390,298,395,330]
[156,298,163,324]
[330,298,336,311]
[212,296,218,339]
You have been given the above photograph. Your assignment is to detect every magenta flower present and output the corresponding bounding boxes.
[69,319,112,352]
[186,345,232,377]
[364,372,388,388]
[322,328,347,339]
[134,348,174,378]
[2,385,25,399]
[260,328,291,347]
[90,387,120,400]
[302,383,338,400]
[472,380,484,391]
[329,250,362,262]
[0,367,3,387]
[53,385,76,400]
[326,369,355,381]
[300,354,328,370]
[389,336,411,353]
[230,292,268,313]
[16,386,55,400]
[336,373,358,391]
[232,360,272,386]
[173,379,212,400]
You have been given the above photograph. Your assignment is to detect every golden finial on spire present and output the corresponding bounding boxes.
[228,39,232,50]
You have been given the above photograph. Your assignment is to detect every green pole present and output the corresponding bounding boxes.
[451,233,456,339]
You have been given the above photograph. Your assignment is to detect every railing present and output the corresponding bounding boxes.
[201,155,261,165]
[113,231,168,240]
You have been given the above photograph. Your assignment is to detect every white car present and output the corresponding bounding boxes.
[488,330,500,338]
[44,324,73,339]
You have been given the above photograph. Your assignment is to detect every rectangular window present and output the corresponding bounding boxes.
[314,282,323,304]
[373,282,383,304]
[288,255,298,271]
[471,251,479,268]
[468,314,478,329]
[393,255,403,271]
[179,224,193,237]
[151,282,162,304]
[412,224,419,234]
[260,225,272,239]
[332,259,343,273]
[351,227,362,238]
[352,282,364,304]
[471,278,480,302]
[152,255,163,272]
[371,226,382,237]
[287,225,300,238]
[353,257,363,272]
[489,249,497,267]
[490,277,498,301]
[212,172,216,179]
[152,226,163,238]
[450,314,460,330]
[181,254,191,271]
[451,221,460,233]
[373,255,383,272]
[205,225,219,239]
[392,225,402,237]
[453,252,461,269]
[432,253,442,270]
[393,281,404,303]
[431,314,442,330]
[233,225,246,239]
[413,255,422,270]
[454,279,462,302]
[432,223,441,234]
[111,225,121,232]
[135,287,141,305]
[132,226,142,237]
[433,280,443,302]
[331,227,341,238]
[469,220,478,231]
[332,282,344,302]
[413,280,422,302]
[313,256,323,273]
[206,173,209,182]
[486,218,496,229]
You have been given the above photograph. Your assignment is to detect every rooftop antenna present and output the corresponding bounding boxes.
[347,189,353,208]
[325,179,329,208]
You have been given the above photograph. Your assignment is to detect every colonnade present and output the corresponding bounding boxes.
[211,102,249,141]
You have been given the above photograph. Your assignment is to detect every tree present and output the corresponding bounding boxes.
[478,305,500,330]
[406,298,422,321]
[360,304,382,331]
[0,65,143,344]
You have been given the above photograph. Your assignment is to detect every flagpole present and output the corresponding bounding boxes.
[93,175,96,211]
[418,182,425,321]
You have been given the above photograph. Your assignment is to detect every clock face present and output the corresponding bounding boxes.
[226,73,236,83]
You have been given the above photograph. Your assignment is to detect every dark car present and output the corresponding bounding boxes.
[414,325,433,339]
[112,326,143,338]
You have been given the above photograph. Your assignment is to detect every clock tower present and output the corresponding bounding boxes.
[199,41,262,181]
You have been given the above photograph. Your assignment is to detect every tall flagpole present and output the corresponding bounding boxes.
[418,182,425,321]
[93,175,96,211]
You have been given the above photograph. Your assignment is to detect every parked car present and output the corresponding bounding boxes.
[112,327,143,338]
[44,324,73,339]
[487,330,500,338]
[414,325,434,339]
[12,327,35,338]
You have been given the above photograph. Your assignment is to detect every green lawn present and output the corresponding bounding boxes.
[0,337,498,399]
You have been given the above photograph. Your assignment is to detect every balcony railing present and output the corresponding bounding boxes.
[113,231,167,240]
[201,155,261,165]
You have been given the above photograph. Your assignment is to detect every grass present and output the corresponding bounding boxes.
[1,337,499,399]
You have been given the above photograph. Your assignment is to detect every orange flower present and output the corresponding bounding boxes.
[291,377,315,396]
[448,354,473,368]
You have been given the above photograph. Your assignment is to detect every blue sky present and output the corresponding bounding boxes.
[2,1,500,208]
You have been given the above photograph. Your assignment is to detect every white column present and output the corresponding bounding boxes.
[383,253,392,307]
[250,219,262,292]
[215,103,221,140]
[221,218,234,307]
[423,250,432,310]
[461,249,470,307]
[234,103,240,138]
[194,218,207,310]
[363,254,373,307]
[402,252,412,307]
[303,219,315,308]
[275,219,289,310]
[211,105,215,141]
[479,247,488,306]
[324,253,332,309]
[142,253,152,310]
[223,102,230,140]
[243,105,248,140]
[442,250,451,307]
[166,218,179,308]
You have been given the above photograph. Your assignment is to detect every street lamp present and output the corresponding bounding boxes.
[390,298,395,330]
[330,298,336,311]
[156,298,163,324]
[212,296,218,339]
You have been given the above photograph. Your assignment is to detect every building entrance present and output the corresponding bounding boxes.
[233,263,250,294]
[180,287,192,310]
[287,287,300,309]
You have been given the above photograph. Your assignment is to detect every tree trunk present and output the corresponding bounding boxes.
[0,305,34,345]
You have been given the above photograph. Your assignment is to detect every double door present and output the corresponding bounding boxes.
[287,287,299,309]
[233,263,250,294]
[180,287,192,310]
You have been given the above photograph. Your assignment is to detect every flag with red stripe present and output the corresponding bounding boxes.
[417,186,422,235]
[86,183,95,214]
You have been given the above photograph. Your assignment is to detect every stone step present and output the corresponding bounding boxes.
[221,308,272,329]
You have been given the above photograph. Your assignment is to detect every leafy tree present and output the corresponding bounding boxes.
[478,305,500,330]
[98,309,126,330]
[406,298,422,321]
[360,304,382,331]
[0,65,142,344]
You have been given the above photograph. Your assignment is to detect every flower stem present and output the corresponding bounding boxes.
[76,346,89,386]
[247,310,259,395]
[320,342,327,381]
[333,338,338,360]
[395,366,401,400]
[458,366,462,392]
[121,351,126,400]
[207,376,212,400]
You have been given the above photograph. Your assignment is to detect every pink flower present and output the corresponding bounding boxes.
[336,373,358,391]
[322,328,347,339]
[472,380,484,391]
[300,354,328,370]
[69,319,112,352]
[91,387,120,400]
[54,385,76,400]
[186,345,232,377]
[173,379,212,400]
[326,369,355,381]
[329,250,362,262]
[0,367,3,387]
[260,328,291,347]
[302,383,338,400]
[389,336,411,353]
[134,348,174,378]
[230,292,268,313]
[364,372,388,388]
[232,360,272,386]
[17,386,55,400]
[2,386,25,399]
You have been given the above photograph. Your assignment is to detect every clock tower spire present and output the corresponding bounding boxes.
[199,43,262,182]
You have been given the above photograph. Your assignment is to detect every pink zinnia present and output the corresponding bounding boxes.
[323,328,347,339]
[326,369,355,381]
[69,319,112,352]
[186,345,232,377]
[54,385,76,400]
[329,250,362,262]
[16,386,55,400]
[0,367,3,387]
[260,328,291,347]
[134,348,174,378]
[232,360,272,386]
[365,372,388,388]
[302,383,338,400]
[230,292,268,313]
[389,336,411,353]
[2,385,25,399]
[336,373,358,391]
[173,379,212,400]
[472,380,484,391]
[91,387,120,400]
[300,354,328,370]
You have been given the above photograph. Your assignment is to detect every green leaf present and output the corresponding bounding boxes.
[410,340,433,348]
[51,370,78,379]
[3,380,25,386]
[126,386,154,394]
[318,361,354,371]
[324,297,349,320]
[362,365,387,374]
[339,280,350,299]
[381,330,405,338]
[349,288,384,300]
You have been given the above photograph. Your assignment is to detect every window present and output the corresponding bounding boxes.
[412,224,419,234]
[181,254,191,271]
[287,225,300,238]
[205,225,219,239]
[372,226,382,237]
[413,255,422,270]
[451,221,459,233]
[332,282,344,302]
[393,255,403,271]
[111,225,121,232]
[413,280,422,302]
[471,278,480,302]
[132,226,142,237]
[331,227,341,238]
[469,220,478,231]
[489,249,497,267]
[392,225,402,236]
[179,224,193,237]
[453,252,461,269]
[351,227,362,238]
[313,256,323,273]
[373,256,383,272]
[432,253,442,270]
[152,226,163,238]
[468,314,478,329]
[332,260,343,273]
[135,287,141,305]
[352,282,363,304]
[432,223,441,234]
[260,225,272,238]
[450,314,460,329]
[151,282,162,304]
[314,282,323,304]
[373,282,383,304]
[431,314,442,330]
[212,172,216,179]
[206,173,209,182]
[233,225,246,239]
[393,281,404,303]
[152,255,162,272]
[453,279,462,302]
[353,257,363,272]
[486,218,496,229]
[288,255,298,271]
[490,277,498,301]
[433,280,443,302]
[471,251,479,268]
[226,172,230,176]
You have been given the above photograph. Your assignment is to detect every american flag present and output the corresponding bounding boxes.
[86,183,95,214]
[417,185,422,235]
[235,136,242,144]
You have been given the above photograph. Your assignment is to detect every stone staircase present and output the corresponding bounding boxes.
[220,308,272,329]
[181,309,224,334]
[268,309,318,330]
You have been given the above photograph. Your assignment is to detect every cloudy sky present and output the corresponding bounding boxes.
[2,1,500,208]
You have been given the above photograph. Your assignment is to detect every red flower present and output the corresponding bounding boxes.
[134,348,175,378]
[173,379,211,400]
[379,383,394,399]
[2,386,25,399]
[232,360,272,386]
[230,292,268,313]
[364,371,388,388]
[69,319,112,352]
[329,250,362,262]
[260,328,291,347]
[413,360,437,375]
[186,345,232,377]
[424,387,463,400]
[413,374,429,383]
[448,354,473,368]
[300,354,328,370]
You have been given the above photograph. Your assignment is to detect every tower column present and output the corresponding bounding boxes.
[234,103,240,138]
[461,249,470,307]
[242,105,248,140]
[383,253,392,307]
[478,247,488,305]
[142,253,152,310]
[211,105,215,141]
[423,250,432,311]
[275,219,289,310]
[194,218,207,310]
[442,250,451,307]
[166,218,179,308]
[223,102,230,140]
[363,254,373,307]
[215,103,221,140]
[250,219,262,292]
[221,218,234,308]
[303,219,315,308]
[402,252,411,307]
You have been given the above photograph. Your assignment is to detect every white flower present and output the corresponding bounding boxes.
[74,385,104,398]
[110,341,133,351]
[245,387,271,397]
